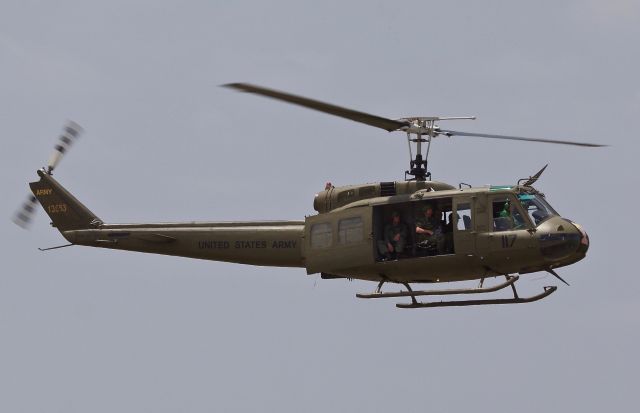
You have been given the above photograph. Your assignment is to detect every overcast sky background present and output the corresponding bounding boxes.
[1,1,638,412]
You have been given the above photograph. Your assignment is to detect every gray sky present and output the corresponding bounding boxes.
[1,1,638,412]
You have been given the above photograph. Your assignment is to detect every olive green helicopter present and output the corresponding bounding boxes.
[13,84,603,309]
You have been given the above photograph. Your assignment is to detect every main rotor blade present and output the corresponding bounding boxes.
[439,129,606,147]
[223,83,409,132]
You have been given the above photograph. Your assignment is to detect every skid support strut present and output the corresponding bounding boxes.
[356,275,557,309]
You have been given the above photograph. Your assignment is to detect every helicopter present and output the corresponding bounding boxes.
[13,84,602,309]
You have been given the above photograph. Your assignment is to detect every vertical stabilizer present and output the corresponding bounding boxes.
[29,169,101,231]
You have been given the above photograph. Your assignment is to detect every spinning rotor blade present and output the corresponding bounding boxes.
[223,83,409,132]
[12,120,83,229]
[12,195,38,229]
[439,129,605,147]
[47,120,83,173]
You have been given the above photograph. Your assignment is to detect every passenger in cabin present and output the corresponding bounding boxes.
[378,211,407,260]
[443,212,457,254]
[416,204,445,254]
[435,207,448,232]
[444,212,456,233]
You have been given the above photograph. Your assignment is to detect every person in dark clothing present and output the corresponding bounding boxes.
[378,211,407,260]
[415,203,445,254]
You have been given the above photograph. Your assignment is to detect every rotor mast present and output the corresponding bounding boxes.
[402,117,475,181]
[406,122,431,181]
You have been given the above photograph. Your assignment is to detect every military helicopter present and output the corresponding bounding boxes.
[13,84,602,309]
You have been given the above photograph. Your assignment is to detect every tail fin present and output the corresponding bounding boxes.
[29,169,102,231]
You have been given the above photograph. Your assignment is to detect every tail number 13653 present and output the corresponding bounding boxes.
[47,203,68,214]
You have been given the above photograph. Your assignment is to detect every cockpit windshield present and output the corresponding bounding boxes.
[517,193,558,226]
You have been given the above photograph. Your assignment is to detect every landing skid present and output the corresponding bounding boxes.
[356,275,557,309]
[396,286,556,308]
[357,276,520,299]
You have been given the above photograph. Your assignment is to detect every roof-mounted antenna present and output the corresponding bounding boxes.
[519,164,549,187]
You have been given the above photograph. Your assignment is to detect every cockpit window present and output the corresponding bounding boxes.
[491,196,527,231]
[517,194,558,226]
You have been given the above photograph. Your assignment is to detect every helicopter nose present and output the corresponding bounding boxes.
[538,219,587,260]
[572,221,589,255]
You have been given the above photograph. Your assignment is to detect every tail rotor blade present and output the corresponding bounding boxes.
[47,120,83,173]
[13,120,83,229]
[12,194,39,229]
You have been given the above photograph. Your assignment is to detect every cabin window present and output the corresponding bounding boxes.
[311,222,332,249]
[338,216,364,245]
[492,196,527,231]
[455,203,472,231]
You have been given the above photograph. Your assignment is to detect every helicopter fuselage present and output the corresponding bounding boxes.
[17,84,601,307]
[32,171,588,285]
[303,182,588,283]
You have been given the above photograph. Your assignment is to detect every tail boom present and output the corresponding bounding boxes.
[64,222,305,267]
[30,169,304,267]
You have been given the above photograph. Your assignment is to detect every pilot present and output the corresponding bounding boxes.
[416,203,445,254]
[378,211,407,260]
[498,200,525,230]
[499,200,511,218]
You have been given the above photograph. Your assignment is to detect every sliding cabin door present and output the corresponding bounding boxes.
[304,207,374,274]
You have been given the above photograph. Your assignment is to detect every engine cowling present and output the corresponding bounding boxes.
[313,180,455,214]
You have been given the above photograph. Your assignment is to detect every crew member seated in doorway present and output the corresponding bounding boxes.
[378,211,407,260]
[416,203,445,254]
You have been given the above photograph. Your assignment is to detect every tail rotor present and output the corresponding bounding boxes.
[47,120,83,174]
[12,121,84,229]
[12,194,39,229]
